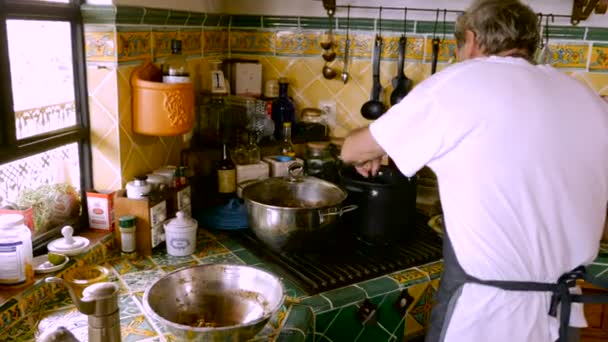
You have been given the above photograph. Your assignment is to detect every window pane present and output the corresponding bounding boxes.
[7,20,76,139]
[0,144,81,237]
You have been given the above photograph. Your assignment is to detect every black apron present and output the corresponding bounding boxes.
[425,227,608,342]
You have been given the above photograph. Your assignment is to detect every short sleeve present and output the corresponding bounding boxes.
[369,77,451,177]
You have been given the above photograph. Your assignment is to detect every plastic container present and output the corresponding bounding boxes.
[0,214,34,287]
[119,215,137,255]
[163,211,198,256]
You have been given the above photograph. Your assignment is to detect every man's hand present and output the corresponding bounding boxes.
[355,158,382,178]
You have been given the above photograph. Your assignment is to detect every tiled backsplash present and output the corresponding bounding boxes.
[82,4,608,187]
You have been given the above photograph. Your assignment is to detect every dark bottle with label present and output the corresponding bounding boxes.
[217,144,236,196]
[271,78,295,140]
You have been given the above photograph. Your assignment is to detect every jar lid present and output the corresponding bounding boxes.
[301,108,323,117]
[164,211,197,230]
[119,215,136,228]
[307,141,330,150]
[0,214,24,229]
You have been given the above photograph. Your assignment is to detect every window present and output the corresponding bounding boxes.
[0,0,92,251]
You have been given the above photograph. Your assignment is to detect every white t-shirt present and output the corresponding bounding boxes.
[370,56,608,342]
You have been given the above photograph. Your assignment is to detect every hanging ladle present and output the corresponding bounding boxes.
[341,5,351,83]
[361,8,386,120]
[321,13,338,79]
[390,7,413,106]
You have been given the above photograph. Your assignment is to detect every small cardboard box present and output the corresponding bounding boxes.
[86,191,116,231]
[114,190,167,256]
[0,206,35,233]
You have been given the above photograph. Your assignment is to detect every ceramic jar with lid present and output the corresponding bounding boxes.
[305,141,338,182]
[0,214,34,287]
[163,211,198,256]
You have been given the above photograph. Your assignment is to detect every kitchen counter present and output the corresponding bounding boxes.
[1,226,607,342]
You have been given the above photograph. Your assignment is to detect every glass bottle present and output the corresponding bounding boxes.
[271,78,296,140]
[162,39,190,84]
[217,143,236,195]
[280,122,296,158]
[245,132,261,164]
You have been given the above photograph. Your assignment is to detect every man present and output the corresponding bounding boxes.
[340,0,608,341]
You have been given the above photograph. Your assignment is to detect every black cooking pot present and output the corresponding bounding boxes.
[339,165,417,245]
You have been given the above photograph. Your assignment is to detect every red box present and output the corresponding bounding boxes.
[0,207,35,233]
[86,191,115,231]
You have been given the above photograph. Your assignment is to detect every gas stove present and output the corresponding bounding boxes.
[231,214,443,295]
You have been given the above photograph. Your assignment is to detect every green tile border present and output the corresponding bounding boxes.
[357,276,399,298]
[167,10,190,26]
[116,6,145,25]
[587,27,608,42]
[300,295,332,313]
[81,4,116,24]
[321,285,366,308]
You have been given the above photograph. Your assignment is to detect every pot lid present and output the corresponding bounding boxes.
[164,211,197,230]
[242,164,346,208]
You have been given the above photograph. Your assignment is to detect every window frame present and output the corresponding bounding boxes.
[0,0,93,252]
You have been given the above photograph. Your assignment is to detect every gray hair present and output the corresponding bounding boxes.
[455,0,540,57]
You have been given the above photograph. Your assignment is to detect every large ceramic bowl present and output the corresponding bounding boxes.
[142,264,284,341]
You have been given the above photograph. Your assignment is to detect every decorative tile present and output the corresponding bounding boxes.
[187,12,205,26]
[160,260,199,273]
[378,19,416,34]
[547,26,586,41]
[382,36,425,60]
[85,31,116,62]
[2,316,37,341]
[120,269,165,292]
[322,305,363,341]
[217,237,244,251]
[198,252,244,265]
[300,295,332,313]
[39,288,73,312]
[372,290,404,335]
[416,20,455,35]
[19,282,55,316]
[407,283,437,329]
[195,239,230,258]
[283,304,314,332]
[418,262,444,280]
[358,276,400,298]
[203,30,229,54]
[110,256,156,275]
[354,322,396,341]
[150,250,194,266]
[178,30,202,56]
[0,299,21,331]
[549,43,589,69]
[120,315,158,341]
[117,31,152,62]
[232,15,263,28]
[350,33,374,58]
[231,30,276,54]
[204,14,230,28]
[322,285,366,308]
[119,295,143,318]
[283,277,307,299]
[424,38,457,62]
[275,31,321,56]
[587,27,608,42]
[589,43,608,72]
[265,16,302,29]
[391,268,430,287]
[152,30,178,58]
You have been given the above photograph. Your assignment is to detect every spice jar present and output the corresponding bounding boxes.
[305,141,337,182]
[119,215,137,256]
[300,108,329,141]
[0,214,34,287]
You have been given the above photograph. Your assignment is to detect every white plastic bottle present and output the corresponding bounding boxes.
[0,214,34,287]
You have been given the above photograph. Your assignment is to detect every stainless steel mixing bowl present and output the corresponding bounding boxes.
[142,264,284,341]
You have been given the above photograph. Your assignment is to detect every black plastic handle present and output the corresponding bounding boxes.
[431,38,440,75]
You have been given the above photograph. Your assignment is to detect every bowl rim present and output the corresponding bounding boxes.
[141,263,286,332]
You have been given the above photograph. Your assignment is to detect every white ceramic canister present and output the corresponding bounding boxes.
[0,214,34,287]
[126,176,152,199]
[163,211,198,256]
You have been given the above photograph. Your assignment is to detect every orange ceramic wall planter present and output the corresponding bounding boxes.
[130,62,195,136]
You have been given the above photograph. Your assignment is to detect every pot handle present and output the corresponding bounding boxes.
[320,204,358,218]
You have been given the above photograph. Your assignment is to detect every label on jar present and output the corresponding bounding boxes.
[162,75,191,84]
[218,170,236,193]
[149,201,167,248]
[0,241,25,284]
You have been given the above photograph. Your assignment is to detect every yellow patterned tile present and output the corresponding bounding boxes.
[404,283,436,337]
[418,261,444,280]
[117,31,151,62]
[391,268,430,286]
[424,38,457,62]
[275,31,321,56]
[178,30,202,55]
[232,30,275,54]
[589,43,608,72]
[350,32,374,59]
[569,71,608,94]
[85,31,116,62]
[549,43,589,69]
[383,36,425,60]
[204,29,228,55]
[152,30,178,59]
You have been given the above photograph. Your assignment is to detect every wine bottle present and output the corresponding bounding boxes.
[162,39,190,84]
[217,144,236,195]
